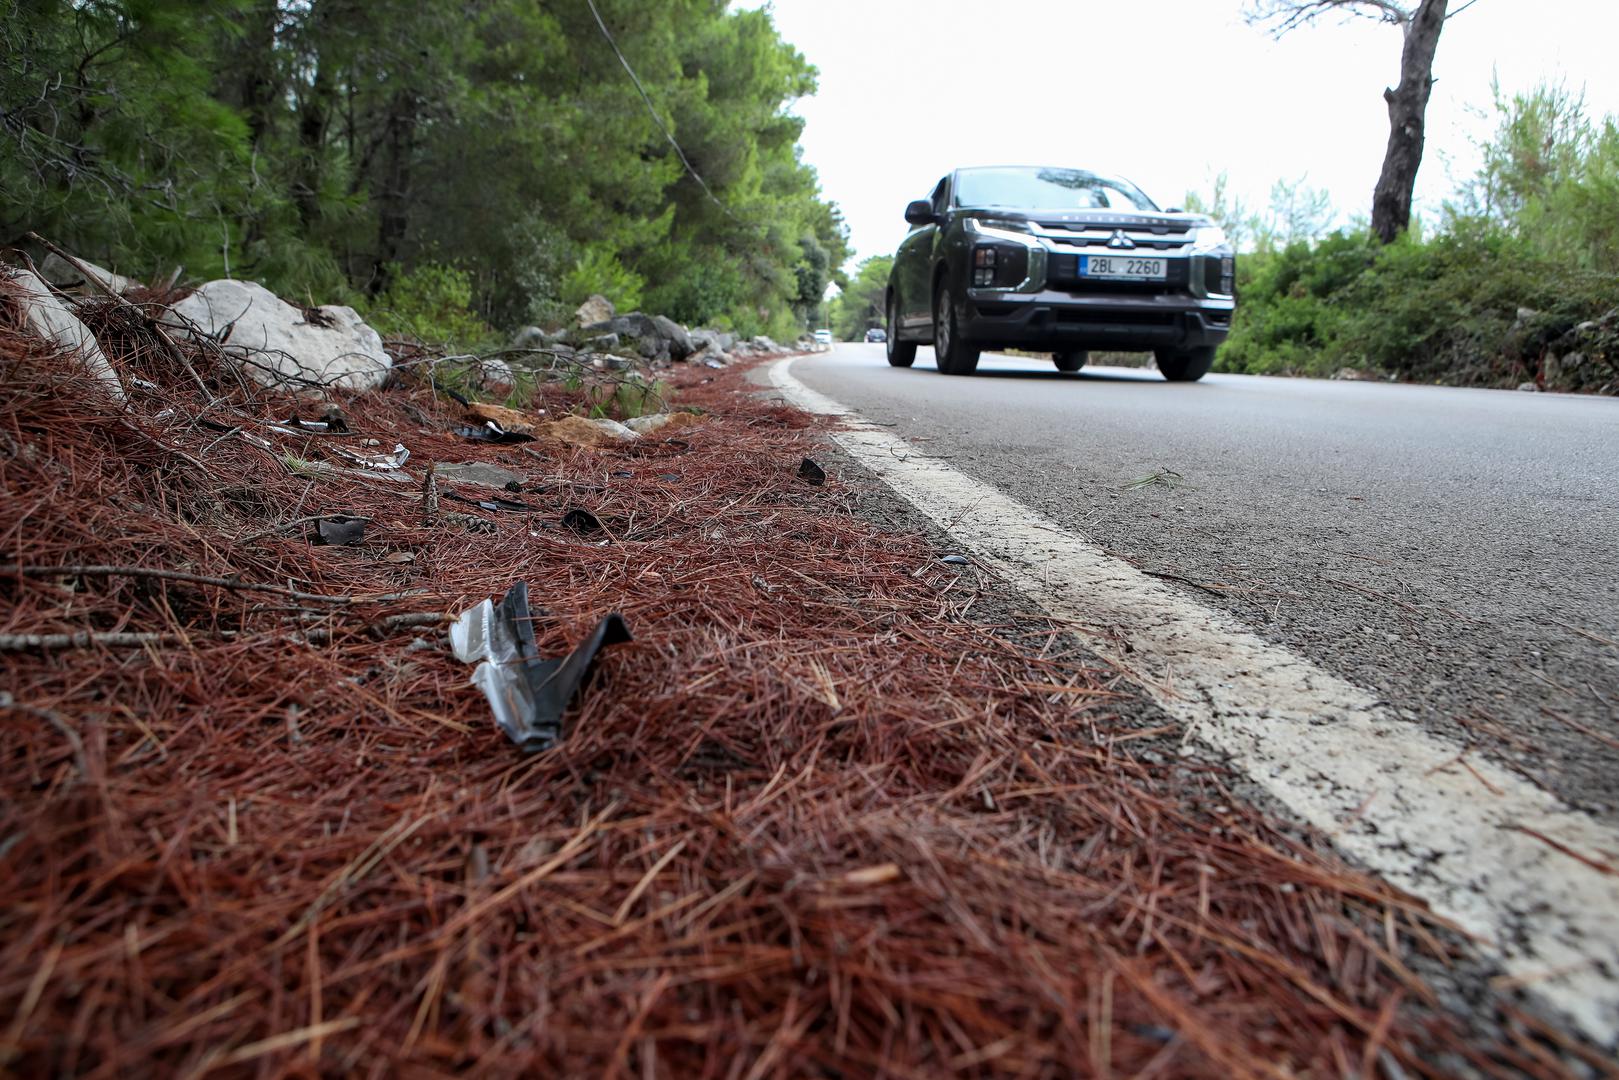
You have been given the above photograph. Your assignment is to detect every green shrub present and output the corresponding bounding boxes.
[368,263,497,349]
[562,247,644,313]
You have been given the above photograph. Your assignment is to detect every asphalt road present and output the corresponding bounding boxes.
[792,343,1619,824]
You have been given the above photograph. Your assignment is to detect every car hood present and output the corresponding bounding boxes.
[961,206,1211,233]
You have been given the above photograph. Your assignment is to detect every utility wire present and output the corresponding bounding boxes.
[582,0,747,228]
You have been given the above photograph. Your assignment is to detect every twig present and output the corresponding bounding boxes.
[1508,825,1617,877]
[0,613,448,652]
[0,564,423,606]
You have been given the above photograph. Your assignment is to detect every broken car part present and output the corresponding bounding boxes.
[449,581,632,753]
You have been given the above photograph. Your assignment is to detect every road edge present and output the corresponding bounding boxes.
[768,352,1619,1048]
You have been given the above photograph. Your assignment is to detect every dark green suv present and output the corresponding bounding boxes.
[885,166,1236,380]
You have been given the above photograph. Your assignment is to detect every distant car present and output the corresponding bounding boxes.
[813,328,833,347]
[885,166,1235,380]
[865,327,887,343]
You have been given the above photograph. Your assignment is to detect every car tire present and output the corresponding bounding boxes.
[1054,350,1088,373]
[1155,346,1215,383]
[933,283,980,376]
[885,293,916,368]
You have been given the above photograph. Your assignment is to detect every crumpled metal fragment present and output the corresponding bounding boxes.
[449,581,632,753]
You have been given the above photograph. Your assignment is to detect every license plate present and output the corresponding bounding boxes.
[1080,255,1166,281]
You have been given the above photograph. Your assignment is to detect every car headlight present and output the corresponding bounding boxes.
[1189,225,1231,253]
[965,216,1034,237]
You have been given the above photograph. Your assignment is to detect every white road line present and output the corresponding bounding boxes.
[771,355,1619,1046]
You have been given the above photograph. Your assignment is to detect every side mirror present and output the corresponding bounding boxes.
[904,199,937,226]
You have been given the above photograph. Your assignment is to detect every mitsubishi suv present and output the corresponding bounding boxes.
[885,166,1235,380]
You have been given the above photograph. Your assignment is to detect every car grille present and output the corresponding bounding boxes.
[1046,254,1189,293]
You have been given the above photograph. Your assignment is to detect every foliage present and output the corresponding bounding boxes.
[562,247,645,315]
[829,255,893,341]
[367,263,497,348]
[1451,79,1619,274]
[1,0,848,344]
[1183,172,1334,255]
[1211,83,1619,389]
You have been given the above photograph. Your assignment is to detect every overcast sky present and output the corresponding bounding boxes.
[741,0,1619,267]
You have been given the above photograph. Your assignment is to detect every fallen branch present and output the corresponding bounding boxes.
[0,564,425,606]
[0,612,448,652]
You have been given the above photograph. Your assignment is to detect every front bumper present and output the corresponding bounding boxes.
[961,288,1234,351]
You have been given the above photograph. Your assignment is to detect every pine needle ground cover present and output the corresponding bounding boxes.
[0,283,1581,1076]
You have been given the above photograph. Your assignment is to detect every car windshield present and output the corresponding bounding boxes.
[953,167,1157,212]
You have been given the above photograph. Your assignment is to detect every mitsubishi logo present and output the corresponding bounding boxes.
[1107,230,1135,250]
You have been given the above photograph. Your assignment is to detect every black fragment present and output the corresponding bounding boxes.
[561,508,603,535]
[311,515,368,546]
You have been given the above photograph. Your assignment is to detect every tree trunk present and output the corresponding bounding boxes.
[1371,0,1447,243]
[237,0,282,155]
[370,91,420,295]
[294,56,335,230]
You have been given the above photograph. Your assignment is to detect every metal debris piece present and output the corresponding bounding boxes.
[798,458,826,486]
[454,422,534,445]
[443,492,538,513]
[333,443,410,471]
[449,582,632,753]
[310,515,368,546]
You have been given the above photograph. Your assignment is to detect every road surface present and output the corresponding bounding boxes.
[774,342,1619,1043]
[791,344,1619,822]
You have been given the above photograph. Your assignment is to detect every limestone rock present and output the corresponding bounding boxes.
[40,253,137,296]
[464,402,539,436]
[537,415,639,448]
[575,294,615,328]
[625,411,704,436]
[3,267,126,402]
[433,461,525,489]
[473,356,515,396]
[583,312,693,362]
[164,279,390,393]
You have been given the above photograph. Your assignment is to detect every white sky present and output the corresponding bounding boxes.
[741,0,1619,267]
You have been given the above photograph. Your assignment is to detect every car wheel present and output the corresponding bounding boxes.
[1155,346,1215,383]
[885,293,916,368]
[933,283,980,376]
[1054,350,1087,373]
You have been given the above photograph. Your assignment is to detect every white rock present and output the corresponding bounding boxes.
[473,356,515,396]
[3,267,126,401]
[575,294,615,327]
[164,279,391,393]
[40,253,136,295]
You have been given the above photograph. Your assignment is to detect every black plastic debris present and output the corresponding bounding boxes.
[449,581,633,753]
[561,508,603,535]
[311,515,368,546]
[432,378,473,406]
[453,422,535,445]
[797,457,826,486]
